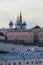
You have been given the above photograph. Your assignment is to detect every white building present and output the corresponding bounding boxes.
[6,25,43,43]
[7,30,33,43]
[31,25,43,43]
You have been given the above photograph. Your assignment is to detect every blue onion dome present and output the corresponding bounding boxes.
[17,21,21,26]
[9,21,14,26]
[23,21,26,26]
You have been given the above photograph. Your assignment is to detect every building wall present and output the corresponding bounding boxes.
[9,26,13,30]
[7,28,43,43]
[25,58,43,65]
[38,31,43,43]
[0,58,43,65]
[0,36,5,40]
[31,28,43,43]
[6,59,23,65]
[0,60,5,65]
[32,31,43,43]
[7,32,33,43]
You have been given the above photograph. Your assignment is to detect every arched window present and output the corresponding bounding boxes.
[39,60,41,63]
[0,64,2,65]
[14,62,16,65]
[35,61,38,64]
[31,61,33,64]
[19,62,21,65]
[8,63,10,65]
[27,61,29,64]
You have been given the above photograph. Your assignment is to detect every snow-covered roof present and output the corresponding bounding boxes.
[0,52,43,60]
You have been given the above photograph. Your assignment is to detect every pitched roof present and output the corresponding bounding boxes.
[33,25,41,29]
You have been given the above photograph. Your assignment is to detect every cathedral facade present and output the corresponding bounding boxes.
[0,12,43,44]
[6,13,43,43]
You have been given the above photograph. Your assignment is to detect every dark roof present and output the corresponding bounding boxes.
[31,25,41,30]
[34,25,41,29]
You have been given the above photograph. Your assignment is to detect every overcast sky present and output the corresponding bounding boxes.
[0,0,43,28]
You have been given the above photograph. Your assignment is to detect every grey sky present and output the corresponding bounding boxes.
[0,0,43,28]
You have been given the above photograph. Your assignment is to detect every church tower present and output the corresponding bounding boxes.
[20,12,22,29]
